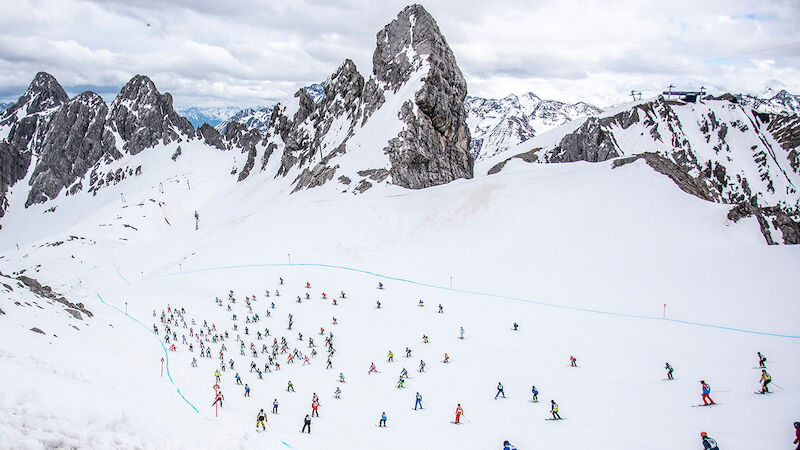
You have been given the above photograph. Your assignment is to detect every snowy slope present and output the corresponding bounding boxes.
[1,147,799,449]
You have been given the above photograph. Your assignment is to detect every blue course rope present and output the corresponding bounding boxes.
[95,292,199,413]
[151,262,800,340]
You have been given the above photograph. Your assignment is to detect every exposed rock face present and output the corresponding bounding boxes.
[0,73,69,221]
[197,123,227,151]
[728,201,800,245]
[223,121,262,181]
[1,72,200,223]
[26,92,120,206]
[372,4,472,189]
[108,75,195,155]
[547,117,620,163]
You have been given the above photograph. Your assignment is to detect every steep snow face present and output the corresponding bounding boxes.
[466,93,601,161]
[737,89,800,116]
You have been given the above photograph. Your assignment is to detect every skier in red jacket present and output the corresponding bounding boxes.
[793,421,800,450]
[454,404,464,424]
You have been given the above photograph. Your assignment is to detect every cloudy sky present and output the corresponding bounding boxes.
[1,0,799,109]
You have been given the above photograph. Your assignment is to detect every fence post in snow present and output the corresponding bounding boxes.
[663,303,666,319]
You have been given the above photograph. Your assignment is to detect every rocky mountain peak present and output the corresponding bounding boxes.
[108,75,195,155]
[2,72,68,121]
[373,4,458,91]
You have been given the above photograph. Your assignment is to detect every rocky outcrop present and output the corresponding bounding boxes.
[108,75,195,155]
[546,117,621,163]
[197,123,227,151]
[374,4,473,189]
[26,92,120,206]
[728,201,800,245]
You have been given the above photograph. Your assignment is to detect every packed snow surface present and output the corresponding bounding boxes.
[0,143,799,449]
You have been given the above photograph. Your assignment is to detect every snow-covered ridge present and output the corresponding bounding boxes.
[480,95,800,243]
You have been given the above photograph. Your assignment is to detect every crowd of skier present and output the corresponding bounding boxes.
[150,276,794,449]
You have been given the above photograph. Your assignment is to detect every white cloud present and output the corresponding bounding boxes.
[0,0,798,108]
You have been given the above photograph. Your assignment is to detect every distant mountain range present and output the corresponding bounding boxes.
[175,87,799,163]
[465,93,602,161]
[737,88,800,116]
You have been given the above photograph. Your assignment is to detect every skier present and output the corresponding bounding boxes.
[279,277,284,285]
[419,360,426,373]
[378,282,384,289]
[311,397,320,417]
[513,322,518,331]
[700,431,719,449]
[665,362,674,380]
[379,412,387,427]
[531,385,538,402]
[212,390,224,408]
[376,300,381,309]
[191,357,197,367]
[368,362,378,375]
[406,347,412,358]
[245,384,251,397]
[760,369,772,393]
[454,404,464,424]
[415,392,423,410]
[287,381,295,392]
[495,382,505,399]
[339,372,346,383]
[400,367,408,379]
[423,335,429,343]
[387,350,394,362]
[235,372,242,385]
[256,409,267,430]
[418,299,424,307]
[272,399,279,414]
[700,380,715,405]
[397,377,405,389]
[443,353,450,363]
[334,387,341,399]
[438,304,443,313]
[459,327,465,339]
[570,355,577,367]
[793,421,800,450]
[503,440,518,450]
[301,415,311,434]
[305,282,311,289]
[215,369,221,382]
[550,400,561,419]
[757,352,767,368]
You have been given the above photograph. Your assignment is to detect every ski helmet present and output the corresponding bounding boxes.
[700,432,707,437]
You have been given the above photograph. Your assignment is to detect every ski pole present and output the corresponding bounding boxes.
[771,383,784,390]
